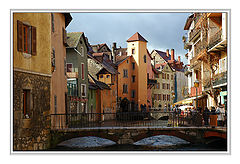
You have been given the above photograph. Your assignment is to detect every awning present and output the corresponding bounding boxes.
[174,95,205,105]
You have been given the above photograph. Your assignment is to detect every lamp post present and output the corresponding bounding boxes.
[194,80,199,110]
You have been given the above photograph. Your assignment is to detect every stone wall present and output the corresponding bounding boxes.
[13,70,51,150]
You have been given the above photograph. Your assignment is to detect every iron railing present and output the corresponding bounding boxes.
[208,29,222,50]
[50,111,227,130]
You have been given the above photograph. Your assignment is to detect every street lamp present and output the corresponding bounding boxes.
[194,80,199,110]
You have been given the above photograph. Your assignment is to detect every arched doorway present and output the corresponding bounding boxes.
[120,97,130,112]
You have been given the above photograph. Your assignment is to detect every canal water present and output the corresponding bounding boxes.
[49,135,227,151]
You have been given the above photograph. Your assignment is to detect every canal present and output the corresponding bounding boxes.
[48,135,227,151]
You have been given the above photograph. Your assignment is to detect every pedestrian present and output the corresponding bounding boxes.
[216,103,225,126]
[164,104,167,112]
[203,107,210,126]
[210,106,217,127]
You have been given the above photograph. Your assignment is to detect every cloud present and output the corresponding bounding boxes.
[66,12,190,64]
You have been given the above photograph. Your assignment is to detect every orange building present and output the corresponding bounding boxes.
[115,32,149,112]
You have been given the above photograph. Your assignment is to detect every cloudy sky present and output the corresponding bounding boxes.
[66,12,191,64]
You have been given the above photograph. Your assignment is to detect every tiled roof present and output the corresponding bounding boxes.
[154,50,171,62]
[66,32,83,48]
[115,55,130,66]
[127,32,148,42]
[88,74,110,90]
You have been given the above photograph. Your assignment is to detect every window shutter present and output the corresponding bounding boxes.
[63,27,67,46]
[17,20,23,52]
[31,26,37,55]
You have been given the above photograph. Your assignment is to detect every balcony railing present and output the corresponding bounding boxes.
[208,29,223,50]
[189,28,201,42]
[67,72,78,78]
[213,71,227,87]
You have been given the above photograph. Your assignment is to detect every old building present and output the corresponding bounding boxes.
[183,13,227,110]
[114,32,149,112]
[51,13,72,128]
[13,13,52,150]
[151,49,187,103]
[66,32,89,113]
[88,51,118,114]
[152,62,175,110]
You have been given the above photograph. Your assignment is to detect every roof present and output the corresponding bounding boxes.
[115,55,130,66]
[91,43,111,52]
[153,50,171,62]
[127,32,148,42]
[63,13,72,27]
[184,14,194,30]
[88,74,111,90]
[66,32,83,48]
[88,53,119,75]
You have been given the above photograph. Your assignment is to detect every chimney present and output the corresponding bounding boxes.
[112,42,117,63]
[171,49,175,61]
[166,49,169,57]
[178,56,181,62]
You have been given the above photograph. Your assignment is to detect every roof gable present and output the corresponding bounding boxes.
[127,32,148,42]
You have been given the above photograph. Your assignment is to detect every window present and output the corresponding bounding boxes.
[167,74,169,79]
[54,95,57,114]
[127,60,129,64]
[62,27,67,46]
[167,84,170,90]
[132,62,135,70]
[81,47,84,56]
[100,75,103,78]
[67,63,73,72]
[81,63,84,80]
[51,48,56,72]
[162,73,165,79]
[158,94,161,101]
[131,90,136,98]
[123,84,128,94]
[81,84,86,97]
[162,83,164,89]
[123,69,128,78]
[144,55,146,63]
[155,74,159,78]
[22,89,30,118]
[51,13,54,33]
[64,58,67,76]
[154,94,157,100]
[171,75,173,80]
[106,75,110,78]
[17,20,36,55]
[132,48,135,54]
[132,75,136,82]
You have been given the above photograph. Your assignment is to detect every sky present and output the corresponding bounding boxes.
[66,12,191,65]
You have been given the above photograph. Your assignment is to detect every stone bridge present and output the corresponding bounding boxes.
[50,127,227,148]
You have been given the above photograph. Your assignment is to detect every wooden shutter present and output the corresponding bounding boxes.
[31,26,37,55]
[63,27,67,46]
[17,20,23,52]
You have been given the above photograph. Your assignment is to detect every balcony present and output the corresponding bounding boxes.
[208,29,226,51]
[67,72,78,78]
[190,83,202,97]
[189,28,201,42]
[213,71,227,88]
[184,66,192,76]
[184,41,191,50]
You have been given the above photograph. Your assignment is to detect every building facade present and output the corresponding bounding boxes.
[50,13,72,128]
[13,13,52,150]
[152,63,175,110]
[66,32,89,113]
[183,12,227,110]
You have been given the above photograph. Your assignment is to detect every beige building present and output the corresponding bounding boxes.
[152,62,175,110]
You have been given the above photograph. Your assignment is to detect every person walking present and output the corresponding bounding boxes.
[216,103,225,126]
[203,107,210,126]
[210,106,217,127]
